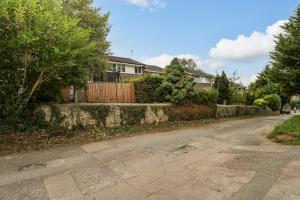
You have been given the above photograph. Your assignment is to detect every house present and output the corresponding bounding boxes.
[185,69,215,89]
[93,56,145,82]
[93,55,215,88]
[144,65,164,74]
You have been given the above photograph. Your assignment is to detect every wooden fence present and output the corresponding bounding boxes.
[61,83,136,103]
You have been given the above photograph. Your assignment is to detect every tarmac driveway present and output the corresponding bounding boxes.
[1,114,300,200]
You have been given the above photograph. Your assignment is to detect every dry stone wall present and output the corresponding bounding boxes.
[38,104,272,129]
[216,105,271,118]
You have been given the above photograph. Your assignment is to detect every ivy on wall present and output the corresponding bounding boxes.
[120,106,147,125]
[81,105,110,127]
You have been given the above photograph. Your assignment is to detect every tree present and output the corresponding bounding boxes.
[178,58,197,70]
[0,0,102,116]
[228,71,245,104]
[213,71,230,104]
[156,58,195,104]
[269,5,300,96]
[62,0,111,75]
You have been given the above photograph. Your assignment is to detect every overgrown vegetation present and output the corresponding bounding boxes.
[120,106,147,125]
[254,94,281,111]
[81,105,110,127]
[269,116,300,144]
[0,0,110,126]
[163,104,215,121]
[132,74,163,103]
[191,88,218,105]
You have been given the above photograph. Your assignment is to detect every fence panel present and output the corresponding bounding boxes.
[86,83,136,103]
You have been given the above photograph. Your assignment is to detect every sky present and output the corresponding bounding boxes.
[94,0,299,85]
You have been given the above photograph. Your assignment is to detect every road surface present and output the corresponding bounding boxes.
[1,114,300,200]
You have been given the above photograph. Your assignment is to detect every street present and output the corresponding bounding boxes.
[1,115,300,200]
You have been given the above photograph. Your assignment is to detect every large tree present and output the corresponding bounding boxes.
[0,0,107,116]
[62,0,111,75]
[214,71,230,104]
[156,58,195,104]
[177,58,197,70]
[269,5,300,96]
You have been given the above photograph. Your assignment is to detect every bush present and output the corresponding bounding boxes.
[253,98,267,108]
[132,74,163,103]
[191,88,218,105]
[264,94,281,111]
[164,104,215,121]
[291,99,300,109]
[244,91,255,105]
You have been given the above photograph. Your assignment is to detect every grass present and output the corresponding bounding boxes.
[269,116,300,145]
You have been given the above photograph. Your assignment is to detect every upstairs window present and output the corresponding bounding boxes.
[135,66,142,74]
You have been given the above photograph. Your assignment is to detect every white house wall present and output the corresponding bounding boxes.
[125,65,136,74]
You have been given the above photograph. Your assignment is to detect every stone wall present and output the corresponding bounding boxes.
[38,104,170,129]
[38,104,272,129]
[216,105,271,118]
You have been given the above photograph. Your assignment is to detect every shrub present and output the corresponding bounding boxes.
[291,99,300,109]
[156,58,195,104]
[264,94,281,111]
[244,91,255,105]
[132,74,163,103]
[253,98,267,108]
[164,104,215,121]
[191,88,218,105]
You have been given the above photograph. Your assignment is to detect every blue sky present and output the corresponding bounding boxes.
[94,0,299,85]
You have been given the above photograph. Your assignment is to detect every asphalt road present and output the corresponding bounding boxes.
[1,114,300,200]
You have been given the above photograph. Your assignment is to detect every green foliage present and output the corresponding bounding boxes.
[253,98,267,108]
[81,105,110,127]
[132,74,163,103]
[191,88,218,105]
[264,94,281,111]
[244,91,256,105]
[269,5,300,96]
[213,71,230,104]
[163,105,215,121]
[120,106,147,125]
[177,58,197,70]
[62,0,111,75]
[156,58,195,104]
[291,99,300,108]
[0,0,110,118]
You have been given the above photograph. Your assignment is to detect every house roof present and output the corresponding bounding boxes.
[145,65,164,73]
[108,56,144,66]
[185,68,215,78]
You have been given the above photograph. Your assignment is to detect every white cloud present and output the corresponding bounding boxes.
[209,20,288,62]
[142,54,225,69]
[241,73,258,86]
[125,0,166,10]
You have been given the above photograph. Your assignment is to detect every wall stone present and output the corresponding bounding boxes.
[216,105,271,118]
[39,104,273,129]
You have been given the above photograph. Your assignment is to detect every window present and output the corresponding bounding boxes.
[121,64,125,72]
[135,66,142,74]
[112,64,116,71]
